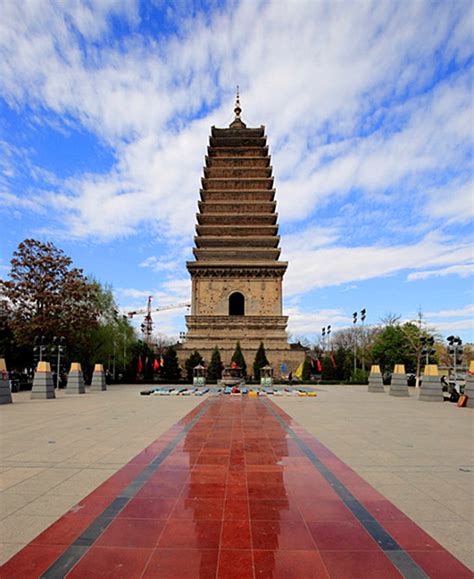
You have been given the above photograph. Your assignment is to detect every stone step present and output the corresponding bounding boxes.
[204,167,272,178]
[211,127,264,138]
[197,213,277,225]
[206,156,270,168]
[209,146,269,158]
[198,201,276,214]
[210,136,267,148]
[193,247,281,261]
[195,236,280,248]
[200,190,275,202]
[202,178,274,190]
[196,225,278,236]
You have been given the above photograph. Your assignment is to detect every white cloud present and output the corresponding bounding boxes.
[139,256,180,273]
[407,263,474,281]
[282,231,472,294]
[286,307,349,335]
[425,305,474,319]
[0,0,472,245]
[425,180,474,224]
[430,319,473,332]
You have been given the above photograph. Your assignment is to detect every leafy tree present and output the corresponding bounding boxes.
[253,342,269,381]
[0,240,140,377]
[371,317,438,377]
[0,239,100,348]
[371,325,415,373]
[321,355,336,381]
[351,368,369,384]
[207,346,223,382]
[231,341,247,374]
[185,350,204,382]
[302,357,312,381]
[129,340,155,382]
[161,345,181,382]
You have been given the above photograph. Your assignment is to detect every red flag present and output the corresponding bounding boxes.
[137,356,143,373]
[231,361,237,369]
[330,355,337,369]
[153,358,160,371]
[316,359,322,372]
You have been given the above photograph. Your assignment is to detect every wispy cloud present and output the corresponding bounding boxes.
[0,0,472,319]
[286,307,349,336]
[425,305,474,319]
[283,231,472,294]
[407,264,474,281]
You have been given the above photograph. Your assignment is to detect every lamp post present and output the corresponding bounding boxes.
[352,309,366,377]
[447,336,463,385]
[321,327,326,352]
[352,312,358,374]
[51,336,66,388]
[33,335,47,363]
[420,336,435,366]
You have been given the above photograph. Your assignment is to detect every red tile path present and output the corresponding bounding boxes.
[1,397,471,578]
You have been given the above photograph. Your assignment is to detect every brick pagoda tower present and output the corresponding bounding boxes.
[178,91,304,374]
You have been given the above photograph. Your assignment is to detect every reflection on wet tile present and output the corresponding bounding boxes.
[3,397,472,578]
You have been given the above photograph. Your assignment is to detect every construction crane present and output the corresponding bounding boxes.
[127,296,190,345]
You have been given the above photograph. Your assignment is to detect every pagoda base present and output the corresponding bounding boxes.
[177,315,305,377]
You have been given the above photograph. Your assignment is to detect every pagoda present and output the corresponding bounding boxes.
[178,91,304,374]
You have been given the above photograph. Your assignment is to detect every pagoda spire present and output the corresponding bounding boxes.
[230,85,246,128]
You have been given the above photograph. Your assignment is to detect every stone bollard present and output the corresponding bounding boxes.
[419,364,443,402]
[90,364,107,391]
[31,361,56,400]
[389,364,409,397]
[463,361,474,408]
[368,365,385,393]
[0,358,12,405]
[66,362,86,394]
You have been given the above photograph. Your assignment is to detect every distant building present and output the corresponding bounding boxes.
[178,93,305,374]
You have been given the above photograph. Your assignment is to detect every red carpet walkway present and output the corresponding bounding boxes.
[2,397,471,578]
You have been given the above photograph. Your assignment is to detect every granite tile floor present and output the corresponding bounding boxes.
[1,393,472,578]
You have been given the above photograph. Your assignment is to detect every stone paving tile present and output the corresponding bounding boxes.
[274,385,473,571]
[1,395,472,578]
[0,386,202,564]
[0,467,46,491]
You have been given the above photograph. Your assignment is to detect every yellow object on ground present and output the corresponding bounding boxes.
[424,364,439,376]
[36,361,51,372]
[298,391,307,396]
[248,391,257,397]
[307,392,317,397]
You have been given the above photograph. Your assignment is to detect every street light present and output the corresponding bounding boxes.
[352,309,367,375]
[420,336,435,366]
[51,336,66,388]
[33,335,47,363]
[447,336,463,384]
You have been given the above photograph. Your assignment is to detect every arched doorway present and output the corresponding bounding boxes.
[229,292,245,316]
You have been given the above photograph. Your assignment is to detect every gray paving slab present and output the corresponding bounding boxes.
[274,384,473,570]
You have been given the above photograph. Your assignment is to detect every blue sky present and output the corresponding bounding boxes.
[0,0,473,343]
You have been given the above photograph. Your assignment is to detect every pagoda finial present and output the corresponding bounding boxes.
[234,85,241,118]
[230,85,246,128]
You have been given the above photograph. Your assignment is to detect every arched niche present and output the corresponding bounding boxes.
[229,292,245,316]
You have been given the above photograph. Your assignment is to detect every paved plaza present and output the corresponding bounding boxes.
[0,384,472,577]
